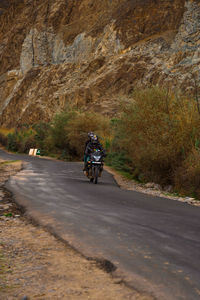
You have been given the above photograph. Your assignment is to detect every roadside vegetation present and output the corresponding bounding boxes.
[1,86,200,199]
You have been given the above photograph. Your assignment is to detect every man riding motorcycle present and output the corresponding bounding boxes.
[84,132,94,153]
[83,134,105,175]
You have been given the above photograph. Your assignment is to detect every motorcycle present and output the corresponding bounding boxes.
[86,149,104,184]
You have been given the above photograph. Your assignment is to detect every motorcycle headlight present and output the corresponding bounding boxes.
[93,155,100,161]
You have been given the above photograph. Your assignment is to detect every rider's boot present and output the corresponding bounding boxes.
[84,168,89,176]
[83,162,87,171]
[83,163,89,176]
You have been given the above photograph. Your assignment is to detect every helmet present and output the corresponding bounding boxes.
[88,132,94,139]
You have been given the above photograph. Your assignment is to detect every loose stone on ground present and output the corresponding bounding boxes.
[104,166,200,207]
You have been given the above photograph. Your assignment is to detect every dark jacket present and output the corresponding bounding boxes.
[84,139,91,152]
[85,141,104,156]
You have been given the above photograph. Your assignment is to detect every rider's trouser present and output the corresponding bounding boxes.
[83,155,89,170]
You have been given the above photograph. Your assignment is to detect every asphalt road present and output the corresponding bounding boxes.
[1,149,200,300]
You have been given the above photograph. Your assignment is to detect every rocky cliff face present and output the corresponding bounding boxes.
[0,0,199,127]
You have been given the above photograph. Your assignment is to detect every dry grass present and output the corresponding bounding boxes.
[0,128,14,136]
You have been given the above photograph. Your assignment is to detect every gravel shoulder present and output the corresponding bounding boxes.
[104,166,200,207]
[0,160,152,300]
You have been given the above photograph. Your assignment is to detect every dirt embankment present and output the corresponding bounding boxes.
[0,160,152,300]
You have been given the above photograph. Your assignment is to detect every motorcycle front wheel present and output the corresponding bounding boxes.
[94,166,99,184]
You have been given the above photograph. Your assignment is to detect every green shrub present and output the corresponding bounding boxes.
[49,112,74,150]
[105,151,132,173]
[7,129,36,153]
[0,132,8,147]
[7,133,19,152]
[17,129,36,153]
[33,122,50,149]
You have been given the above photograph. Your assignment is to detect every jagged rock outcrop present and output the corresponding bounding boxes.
[0,0,200,127]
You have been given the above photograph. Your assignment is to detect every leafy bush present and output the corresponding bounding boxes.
[18,129,36,153]
[33,122,51,149]
[66,111,111,158]
[105,151,133,174]
[7,133,19,152]
[0,132,8,146]
[115,87,200,185]
[0,128,14,147]
[49,112,74,150]
[7,129,36,153]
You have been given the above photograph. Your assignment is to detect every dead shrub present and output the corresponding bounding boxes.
[117,87,200,185]
[174,148,200,198]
